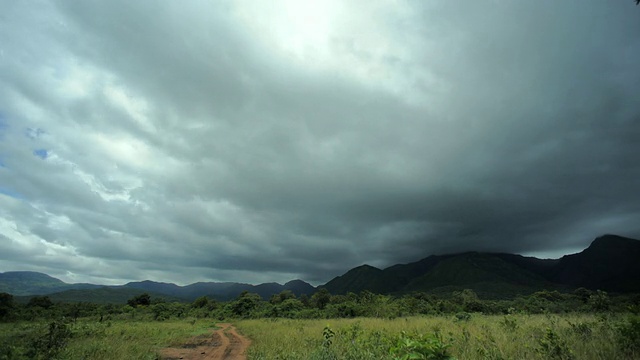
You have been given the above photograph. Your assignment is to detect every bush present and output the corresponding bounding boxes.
[535,327,574,360]
[617,315,640,354]
[389,331,456,360]
[27,320,73,359]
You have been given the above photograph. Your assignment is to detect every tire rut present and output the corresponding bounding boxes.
[159,323,250,360]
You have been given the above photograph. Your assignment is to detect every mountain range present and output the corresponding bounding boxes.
[1,234,639,303]
[322,234,640,297]
[0,272,316,303]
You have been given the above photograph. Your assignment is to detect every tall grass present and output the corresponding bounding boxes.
[1,313,636,359]
[236,313,636,359]
[0,318,215,360]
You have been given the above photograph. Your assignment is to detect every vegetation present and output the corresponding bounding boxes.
[0,235,638,358]
[237,314,640,359]
[0,288,638,359]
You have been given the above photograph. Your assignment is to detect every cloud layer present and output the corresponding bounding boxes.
[1,0,639,285]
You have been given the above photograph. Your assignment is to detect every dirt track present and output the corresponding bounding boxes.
[159,323,250,360]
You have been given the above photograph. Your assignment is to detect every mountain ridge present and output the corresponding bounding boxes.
[2,234,639,302]
[0,271,316,302]
[322,234,640,297]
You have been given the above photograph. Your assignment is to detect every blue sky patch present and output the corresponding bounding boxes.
[0,187,24,200]
[0,113,7,138]
[33,149,48,159]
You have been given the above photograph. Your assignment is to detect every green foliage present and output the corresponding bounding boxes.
[312,288,331,310]
[322,325,335,348]
[192,295,209,309]
[389,331,455,360]
[270,290,296,305]
[27,296,54,310]
[565,319,592,339]
[454,312,471,322]
[499,315,518,331]
[0,293,14,320]
[27,319,73,359]
[126,293,151,307]
[588,290,610,312]
[572,288,592,303]
[231,291,263,317]
[616,315,640,354]
[535,327,575,360]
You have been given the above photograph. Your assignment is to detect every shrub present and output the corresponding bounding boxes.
[535,327,574,360]
[27,320,73,359]
[389,331,456,360]
[617,315,640,354]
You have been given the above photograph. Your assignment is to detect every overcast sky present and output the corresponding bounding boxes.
[1,1,639,286]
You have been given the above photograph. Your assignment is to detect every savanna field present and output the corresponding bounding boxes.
[1,290,639,359]
[1,314,639,359]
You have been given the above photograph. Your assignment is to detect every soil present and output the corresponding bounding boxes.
[159,323,251,360]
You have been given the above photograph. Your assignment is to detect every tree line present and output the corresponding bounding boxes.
[2,287,639,322]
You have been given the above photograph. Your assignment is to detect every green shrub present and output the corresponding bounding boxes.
[617,315,640,354]
[389,330,456,360]
[27,320,73,360]
[535,327,574,360]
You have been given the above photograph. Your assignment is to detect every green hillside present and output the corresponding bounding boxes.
[402,252,562,298]
[0,271,70,296]
[15,287,184,304]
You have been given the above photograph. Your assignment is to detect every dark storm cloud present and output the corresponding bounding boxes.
[0,0,639,285]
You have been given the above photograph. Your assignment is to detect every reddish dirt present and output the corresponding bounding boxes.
[159,323,251,360]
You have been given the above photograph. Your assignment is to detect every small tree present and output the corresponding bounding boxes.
[311,288,331,310]
[192,296,209,308]
[589,290,610,312]
[573,288,592,304]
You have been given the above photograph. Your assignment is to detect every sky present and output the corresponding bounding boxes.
[0,1,639,286]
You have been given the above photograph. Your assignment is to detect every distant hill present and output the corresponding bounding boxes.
[0,271,316,303]
[15,287,183,304]
[3,234,638,302]
[321,265,386,295]
[0,271,100,296]
[323,234,640,297]
[123,279,316,301]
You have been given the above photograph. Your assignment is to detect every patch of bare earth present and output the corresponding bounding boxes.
[159,323,251,360]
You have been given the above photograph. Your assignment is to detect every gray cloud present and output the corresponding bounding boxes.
[1,0,639,285]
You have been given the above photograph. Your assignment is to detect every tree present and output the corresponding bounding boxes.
[231,291,262,317]
[127,293,151,307]
[192,296,210,308]
[270,290,296,305]
[311,288,331,310]
[573,288,593,304]
[589,290,610,311]
[0,292,14,320]
[28,295,54,309]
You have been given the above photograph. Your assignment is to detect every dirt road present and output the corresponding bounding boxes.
[159,323,251,360]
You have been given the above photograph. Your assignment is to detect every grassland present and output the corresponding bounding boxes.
[237,313,638,359]
[1,310,638,359]
[0,318,216,360]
